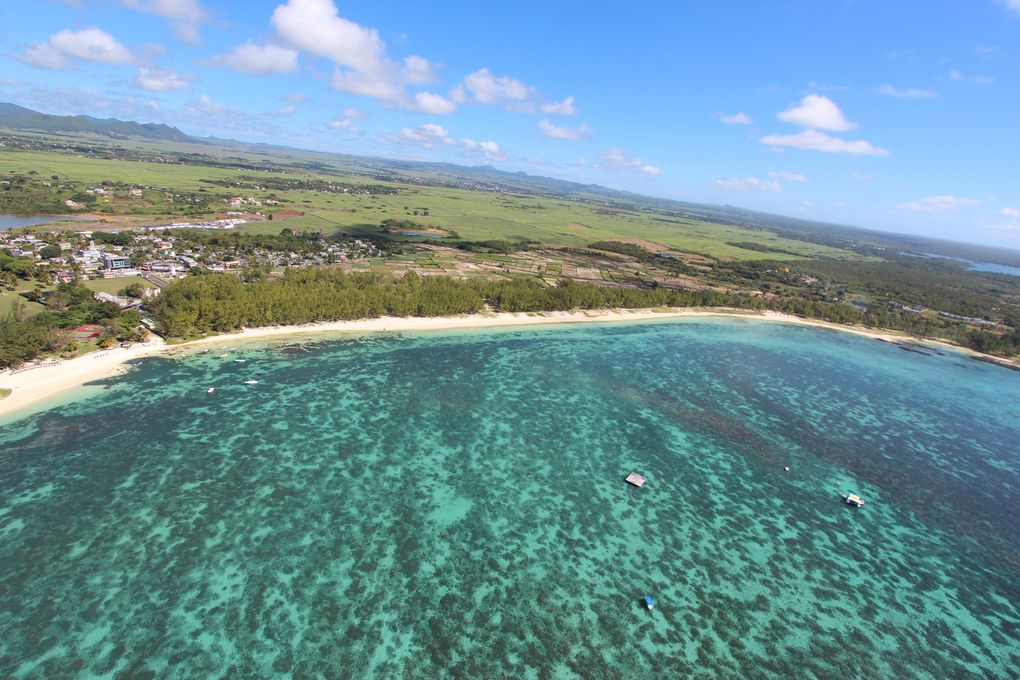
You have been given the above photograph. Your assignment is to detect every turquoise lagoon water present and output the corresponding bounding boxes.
[1,319,1018,678]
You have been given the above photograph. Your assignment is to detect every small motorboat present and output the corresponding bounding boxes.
[234,359,247,363]
[840,492,865,507]
[207,387,215,393]
[243,380,259,385]
[643,595,655,610]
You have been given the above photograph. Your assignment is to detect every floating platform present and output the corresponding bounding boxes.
[625,472,646,488]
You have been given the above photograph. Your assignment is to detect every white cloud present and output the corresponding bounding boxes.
[769,171,807,182]
[540,96,578,116]
[760,130,889,156]
[412,91,456,115]
[272,0,425,106]
[713,177,781,192]
[592,149,660,175]
[328,117,359,132]
[461,68,534,105]
[275,105,295,116]
[342,106,367,119]
[134,66,193,92]
[898,195,982,212]
[1003,0,1020,16]
[398,123,455,147]
[998,207,1020,218]
[212,42,299,75]
[462,138,505,160]
[538,119,592,141]
[401,55,436,85]
[273,0,384,73]
[949,69,995,85]
[120,0,208,43]
[18,28,136,70]
[877,84,937,99]
[777,94,856,131]
[188,94,227,116]
[283,92,307,104]
[331,71,404,101]
[716,111,752,125]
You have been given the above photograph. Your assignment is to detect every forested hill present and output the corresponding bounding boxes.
[0,103,196,143]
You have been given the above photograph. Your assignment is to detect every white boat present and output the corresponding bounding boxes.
[840,492,865,507]
[243,380,259,385]
[207,387,215,393]
[234,359,247,363]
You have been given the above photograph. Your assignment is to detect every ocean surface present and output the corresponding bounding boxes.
[1,319,1018,678]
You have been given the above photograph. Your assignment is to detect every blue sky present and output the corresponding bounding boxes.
[1,1,1018,247]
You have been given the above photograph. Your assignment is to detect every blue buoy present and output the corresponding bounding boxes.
[644,595,655,610]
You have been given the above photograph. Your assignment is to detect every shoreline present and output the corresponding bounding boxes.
[0,308,1014,419]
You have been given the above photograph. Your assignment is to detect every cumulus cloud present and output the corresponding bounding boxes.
[462,138,505,160]
[713,177,781,192]
[538,119,592,141]
[998,207,1020,217]
[769,171,807,182]
[760,130,889,156]
[398,123,455,147]
[460,68,534,105]
[401,55,436,85]
[949,69,995,85]
[898,195,982,212]
[188,94,228,116]
[592,149,660,175]
[540,96,578,116]
[716,112,752,125]
[120,0,208,43]
[412,91,456,115]
[271,0,441,108]
[329,117,359,132]
[342,106,367,119]
[777,94,856,131]
[877,84,937,99]
[17,27,136,70]
[134,66,193,91]
[388,123,505,160]
[211,42,299,75]
[452,68,575,115]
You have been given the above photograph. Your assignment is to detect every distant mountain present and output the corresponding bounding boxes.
[0,102,197,143]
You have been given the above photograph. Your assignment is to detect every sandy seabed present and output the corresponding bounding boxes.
[0,308,994,419]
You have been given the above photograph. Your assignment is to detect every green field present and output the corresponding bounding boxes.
[82,276,148,294]
[0,280,49,317]
[1,146,864,261]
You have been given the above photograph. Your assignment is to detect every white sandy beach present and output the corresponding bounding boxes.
[0,308,1000,419]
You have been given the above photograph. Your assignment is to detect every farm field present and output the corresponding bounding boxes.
[0,145,863,261]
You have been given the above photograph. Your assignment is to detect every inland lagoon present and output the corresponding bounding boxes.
[1,318,1018,677]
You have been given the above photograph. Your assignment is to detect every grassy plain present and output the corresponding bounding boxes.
[82,276,148,294]
[1,146,863,261]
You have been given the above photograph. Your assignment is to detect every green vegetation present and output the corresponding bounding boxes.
[0,282,146,369]
[1,119,1018,368]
